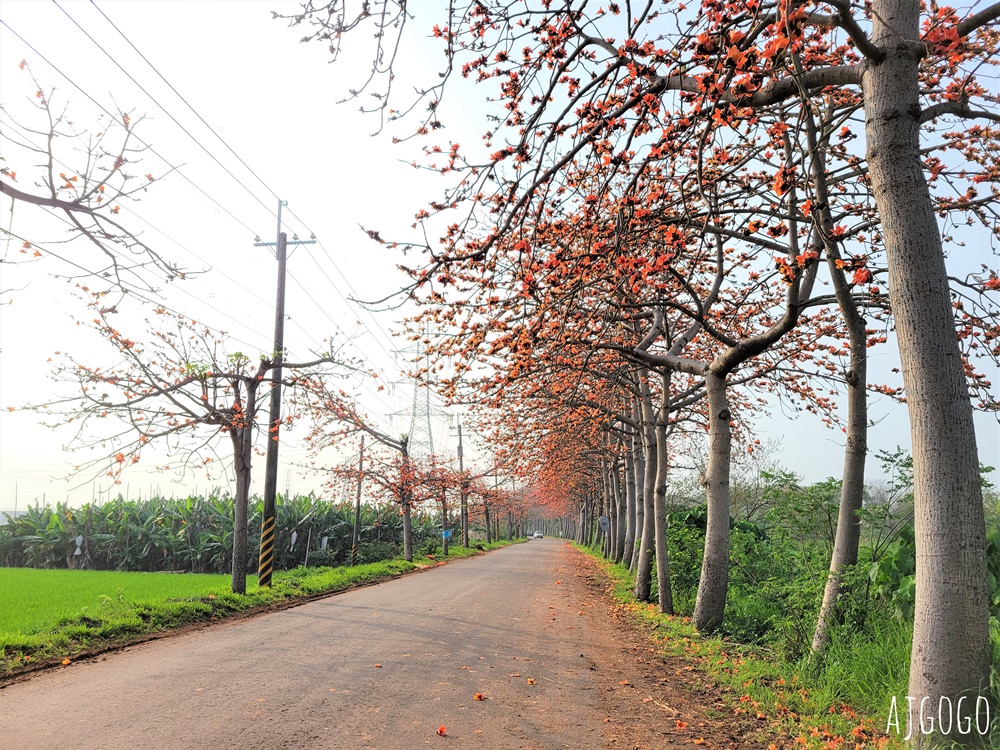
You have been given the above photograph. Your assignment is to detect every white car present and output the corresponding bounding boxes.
[534,531,543,539]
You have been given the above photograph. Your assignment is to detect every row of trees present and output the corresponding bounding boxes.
[8,296,530,583]
[278,2,1000,746]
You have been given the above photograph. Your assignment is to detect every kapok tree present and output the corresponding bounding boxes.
[286,3,1000,735]
[0,63,185,291]
[18,293,347,593]
[302,392,423,561]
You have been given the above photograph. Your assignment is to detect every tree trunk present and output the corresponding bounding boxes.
[623,443,637,569]
[654,373,674,615]
[402,500,413,561]
[812,318,868,652]
[864,2,989,740]
[811,178,870,651]
[600,459,611,558]
[441,494,450,556]
[612,459,626,563]
[694,370,731,632]
[229,429,251,595]
[633,378,658,602]
[803,106,872,652]
[630,417,646,574]
[484,501,492,544]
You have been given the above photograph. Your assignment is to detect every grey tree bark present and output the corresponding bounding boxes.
[623,439,637,569]
[229,436,251,596]
[654,371,674,615]
[807,114,870,654]
[864,2,989,736]
[633,375,658,602]
[629,397,646,573]
[226,379,258,596]
[630,421,646,574]
[614,454,627,564]
[693,370,731,631]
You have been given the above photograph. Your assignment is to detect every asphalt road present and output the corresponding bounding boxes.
[0,540,628,749]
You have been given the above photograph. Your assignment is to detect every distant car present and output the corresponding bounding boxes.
[534,531,543,539]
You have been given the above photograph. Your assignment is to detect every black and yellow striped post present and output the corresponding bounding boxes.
[258,513,276,587]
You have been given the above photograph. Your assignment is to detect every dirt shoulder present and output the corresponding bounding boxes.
[562,544,775,749]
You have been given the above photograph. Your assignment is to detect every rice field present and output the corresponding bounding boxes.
[0,567,238,636]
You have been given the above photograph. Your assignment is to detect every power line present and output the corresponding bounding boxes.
[306,234,402,358]
[3,11,408,432]
[285,265,399,418]
[45,4,399,369]
[0,110,304,352]
[0,91,335,359]
[302,244,399,364]
[0,18,261,239]
[0,224,266,352]
[49,2,400,370]
[51,0,282,226]
[87,0,289,215]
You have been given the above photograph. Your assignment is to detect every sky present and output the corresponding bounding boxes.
[0,0,997,514]
[0,0,472,511]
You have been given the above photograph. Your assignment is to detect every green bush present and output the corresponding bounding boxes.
[666,522,703,614]
[0,494,416,575]
[419,538,441,557]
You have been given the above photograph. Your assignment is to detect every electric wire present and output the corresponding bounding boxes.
[285,264,399,422]
[0,102,332,356]
[0,225,265,352]
[2,12,427,440]
[0,18,262,239]
[49,2,401,370]
[87,0,287,212]
[50,0,283,227]
[20,203,276,352]
[60,2,402,368]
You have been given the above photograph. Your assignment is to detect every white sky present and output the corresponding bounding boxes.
[0,0,997,514]
[0,0,473,510]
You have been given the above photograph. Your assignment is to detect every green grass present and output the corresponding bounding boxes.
[0,568,240,636]
[1,538,522,677]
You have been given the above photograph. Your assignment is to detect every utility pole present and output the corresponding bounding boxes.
[351,435,365,566]
[254,199,316,588]
[456,418,469,547]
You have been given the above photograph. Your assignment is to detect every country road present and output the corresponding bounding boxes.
[0,541,755,749]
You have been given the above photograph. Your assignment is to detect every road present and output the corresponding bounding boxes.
[0,540,752,749]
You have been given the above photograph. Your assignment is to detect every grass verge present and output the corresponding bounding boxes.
[575,544,909,749]
[1,538,520,680]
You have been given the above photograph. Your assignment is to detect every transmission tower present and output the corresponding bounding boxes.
[406,346,436,461]
[389,328,448,463]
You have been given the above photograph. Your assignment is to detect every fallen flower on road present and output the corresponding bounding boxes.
[474,693,486,701]
[437,725,447,736]
[526,678,536,685]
